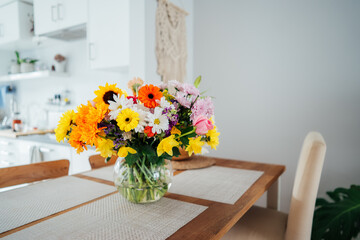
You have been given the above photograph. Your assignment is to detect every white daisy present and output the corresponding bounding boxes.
[108,94,133,120]
[147,107,169,134]
[132,107,148,133]
[156,97,172,109]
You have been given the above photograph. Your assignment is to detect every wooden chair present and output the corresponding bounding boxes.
[89,154,118,169]
[223,132,327,240]
[0,159,70,188]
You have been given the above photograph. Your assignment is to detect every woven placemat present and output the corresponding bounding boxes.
[4,194,208,240]
[82,166,115,182]
[0,176,115,234]
[169,166,264,204]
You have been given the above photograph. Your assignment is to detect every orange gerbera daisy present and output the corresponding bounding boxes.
[93,83,126,105]
[138,84,163,108]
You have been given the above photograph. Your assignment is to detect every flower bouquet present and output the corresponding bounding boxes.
[55,76,220,203]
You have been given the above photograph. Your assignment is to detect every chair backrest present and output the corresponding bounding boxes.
[0,159,70,188]
[285,132,326,240]
[89,154,118,169]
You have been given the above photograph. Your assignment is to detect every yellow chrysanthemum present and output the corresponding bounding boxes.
[93,83,126,105]
[74,102,105,146]
[170,126,181,135]
[96,138,115,158]
[116,108,139,132]
[68,126,87,154]
[157,135,180,156]
[118,146,137,158]
[186,136,205,156]
[206,127,220,150]
[55,110,76,142]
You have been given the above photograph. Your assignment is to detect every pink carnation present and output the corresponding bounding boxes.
[191,97,214,121]
[175,92,192,108]
[183,83,200,96]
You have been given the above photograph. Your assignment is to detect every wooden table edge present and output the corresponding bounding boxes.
[0,157,285,240]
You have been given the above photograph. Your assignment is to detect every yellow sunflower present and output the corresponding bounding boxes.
[93,83,126,105]
[55,110,76,142]
[116,108,140,132]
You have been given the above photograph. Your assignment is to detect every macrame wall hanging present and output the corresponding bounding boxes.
[156,0,188,83]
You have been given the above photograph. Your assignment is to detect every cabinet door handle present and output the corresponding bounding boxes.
[57,3,64,21]
[51,5,57,22]
[39,147,54,153]
[89,43,96,60]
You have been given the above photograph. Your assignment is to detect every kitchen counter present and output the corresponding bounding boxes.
[19,134,68,146]
[0,129,55,138]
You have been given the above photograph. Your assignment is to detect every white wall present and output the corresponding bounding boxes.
[194,0,360,212]
[145,0,194,84]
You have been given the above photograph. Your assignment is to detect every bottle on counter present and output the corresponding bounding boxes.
[12,112,22,132]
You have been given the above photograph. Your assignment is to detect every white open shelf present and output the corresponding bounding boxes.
[0,70,69,83]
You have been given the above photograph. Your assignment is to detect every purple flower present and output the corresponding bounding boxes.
[113,137,125,149]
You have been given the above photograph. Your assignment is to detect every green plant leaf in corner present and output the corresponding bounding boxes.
[194,75,201,88]
[15,51,20,65]
[311,185,360,240]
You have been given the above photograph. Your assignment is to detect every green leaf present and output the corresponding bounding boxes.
[29,59,38,64]
[141,144,156,156]
[124,153,139,165]
[172,147,180,157]
[181,126,194,135]
[147,155,159,164]
[194,75,202,88]
[105,156,111,163]
[312,185,360,240]
[180,136,189,146]
[15,51,20,64]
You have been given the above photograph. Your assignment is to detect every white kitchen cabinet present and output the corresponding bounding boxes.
[36,142,72,163]
[0,137,32,167]
[87,0,129,70]
[0,1,33,45]
[34,0,87,36]
[0,135,95,175]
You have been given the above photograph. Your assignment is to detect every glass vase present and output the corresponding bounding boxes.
[113,158,173,204]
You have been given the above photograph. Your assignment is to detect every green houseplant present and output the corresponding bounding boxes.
[15,51,38,73]
[312,185,360,240]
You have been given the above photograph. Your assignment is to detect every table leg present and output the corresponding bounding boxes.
[267,178,280,210]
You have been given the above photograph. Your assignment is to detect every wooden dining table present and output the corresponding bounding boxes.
[0,157,285,240]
